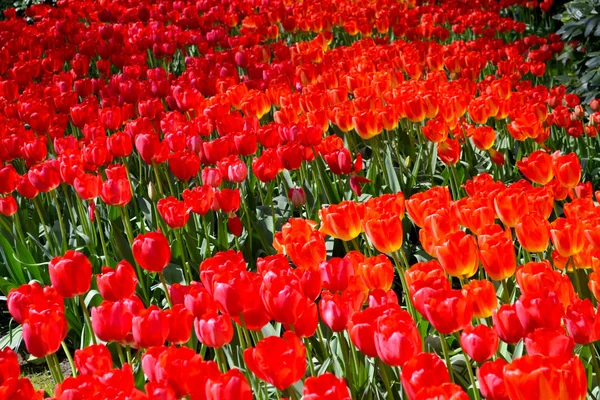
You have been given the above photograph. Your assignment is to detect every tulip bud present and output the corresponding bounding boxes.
[227,215,243,236]
[148,181,157,201]
[591,99,600,112]
[288,187,306,207]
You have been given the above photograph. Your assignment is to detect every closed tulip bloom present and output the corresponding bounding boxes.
[517,151,554,185]
[319,290,365,332]
[243,331,306,390]
[302,373,351,400]
[132,306,170,348]
[553,152,581,188]
[356,254,395,292]
[184,286,217,318]
[74,173,102,200]
[478,359,509,400]
[16,174,39,199]
[0,347,20,385]
[157,196,191,228]
[319,201,363,241]
[132,231,171,273]
[460,324,498,363]
[492,304,525,344]
[565,298,600,344]
[288,187,307,208]
[524,328,575,360]
[478,232,516,281]
[0,164,18,194]
[49,250,92,298]
[182,185,214,215]
[503,355,587,400]
[347,305,387,358]
[194,312,234,348]
[168,150,201,182]
[550,218,584,257]
[515,213,550,253]
[363,211,404,253]
[205,369,252,400]
[401,352,450,400]
[0,196,17,216]
[101,168,132,207]
[28,159,62,193]
[165,304,194,344]
[515,292,563,334]
[415,383,469,400]
[374,309,421,367]
[96,260,138,301]
[0,377,44,399]
[461,280,497,319]
[74,344,113,376]
[494,187,528,227]
[22,308,68,358]
[437,138,461,165]
[435,231,479,278]
[91,300,132,343]
[319,257,355,293]
[252,148,283,182]
[424,289,472,335]
[107,131,133,158]
[214,188,241,213]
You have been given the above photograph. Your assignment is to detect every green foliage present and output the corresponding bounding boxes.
[555,0,600,103]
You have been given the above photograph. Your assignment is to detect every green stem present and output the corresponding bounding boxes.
[51,190,68,252]
[95,204,110,266]
[463,351,481,400]
[61,341,76,377]
[175,228,192,283]
[151,162,166,199]
[589,344,600,382]
[79,294,97,344]
[377,359,394,400]
[440,334,454,383]
[159,272,173,308]
[33,197,57,255]
[116,344,126,366]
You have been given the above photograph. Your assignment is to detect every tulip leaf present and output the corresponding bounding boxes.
[163,263,185,285]
[0,324,22,351]
[384,149,401,193]
[0,234,27,286]
[15,241,46,284]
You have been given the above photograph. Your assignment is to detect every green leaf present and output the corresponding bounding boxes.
[0,235,27,286]
[384,148,401,193]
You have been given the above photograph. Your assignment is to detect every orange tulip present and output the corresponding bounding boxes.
[461,280,497,319]
[515,213,550,253]
[550,218,585,258]
[363,211,403,254]
[319,201,364,241]
[355,255,394,292]
[435,231,479,278]
[478,231,516,281]
[552,152,581,188]
[517,151,554,185]
[494,187,528,228]
[406,187,452,227]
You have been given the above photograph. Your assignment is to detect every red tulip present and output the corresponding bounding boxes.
[0,195,17,216]
[0,164,18,194]
[74,344,113,376]
[205,369,252,400]
[91,300,133,344]
[157,196,191,228]
[243,331,306,390]
[492,304,526,344]
[132,231,172,273]
[302,373,351,400]
[0,348,20,385]
[74,173,102,200]
[374,308,421,367]
[22,308,68,358]
[478,359,509,400]
[423,289,472,335]
[49,250,92,298]
[96,260,138,301]
[132,306,170,348]
[459,324,498,363]
[401,352,450,400]
[183,185,215,215]
[0,377,44,400]
[194,312,234,348]
[165,304,194,344]
[524,328,575,360]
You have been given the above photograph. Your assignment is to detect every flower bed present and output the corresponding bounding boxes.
[0,0,599,398]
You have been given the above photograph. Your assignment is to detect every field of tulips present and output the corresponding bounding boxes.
[1,0,600,398]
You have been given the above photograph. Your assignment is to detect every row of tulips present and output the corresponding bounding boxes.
[1,0,600,398]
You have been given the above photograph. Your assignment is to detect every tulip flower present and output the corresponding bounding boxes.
[460,324,498,363]
[132,231,171,273]
[401,352,450,399]
[96,261,138,301]
[302,373,351,400]
[243,331,306,390]
[49,250,92,298]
